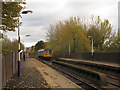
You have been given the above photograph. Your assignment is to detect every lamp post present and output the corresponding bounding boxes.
[88,36,94,60]
[18,10,33,77]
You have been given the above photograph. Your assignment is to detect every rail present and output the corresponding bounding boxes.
[52,61,108,87]
[57,58,120,74]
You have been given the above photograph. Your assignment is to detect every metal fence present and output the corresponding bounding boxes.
[69,52,120,64]
[2,52,23,86]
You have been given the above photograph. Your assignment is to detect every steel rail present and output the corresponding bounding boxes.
[56,58,120,88]
[36,58,99,90]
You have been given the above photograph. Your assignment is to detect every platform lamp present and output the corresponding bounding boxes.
[18,10,33,77]
[88,36,94,61]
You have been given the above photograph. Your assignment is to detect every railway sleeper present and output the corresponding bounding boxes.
[52,61,108,87]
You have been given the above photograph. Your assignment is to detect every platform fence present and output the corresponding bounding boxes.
[2,52,23,87]
[67,52,119,64]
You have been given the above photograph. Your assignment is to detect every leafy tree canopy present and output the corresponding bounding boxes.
[2,37,25,53]
[47,16,91,57]
[35,40,45,51]
[47,16,119,57]
[87,16,112,51]
[1,1,26,31]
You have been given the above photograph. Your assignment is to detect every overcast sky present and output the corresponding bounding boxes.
[5,0,119,47]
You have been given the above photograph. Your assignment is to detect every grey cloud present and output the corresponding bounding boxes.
[20,26,48,45]
[21,14,56,27]
[22,1,117,27]
[5,0,118,47]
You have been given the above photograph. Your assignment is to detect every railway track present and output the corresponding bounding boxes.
[36,58,119,89]
[84,65,120,85]
[107,76,120,88]
[36,58,102,90]
[56,58,120,88]
[65,62,120,88]
[83,67,120,88]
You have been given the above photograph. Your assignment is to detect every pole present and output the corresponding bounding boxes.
[18,17,21,76]
[17,10,33,77]
[92,38,93,55]
[91,38,94,60]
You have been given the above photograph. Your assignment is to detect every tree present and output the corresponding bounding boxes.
[35,40,45,51]
[1,1,26,31]
[104,31,120,52]
[0,32,7,39]
[87,16,112,51]
[11,39,18,52]
[47,16,91,57]
[31,46,35,51]
[0,33,3,39]
[2,37,25,53]
[47,15,117,58]
[2,37,12,52]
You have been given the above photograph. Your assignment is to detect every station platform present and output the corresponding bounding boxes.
[3,58,82,89]
[60,58,120,68]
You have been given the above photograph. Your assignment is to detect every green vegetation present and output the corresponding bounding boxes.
[2,1,26,31]
[86,16,113,51]
[29,46,35,57]
[29,40,45,57]
[47,16,119,58]
[35,40,45,52]
[2,36,24,54]
[1,1,26,54]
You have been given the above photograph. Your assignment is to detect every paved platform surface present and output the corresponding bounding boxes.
[60,58,120,68]
[3,58,82,89]
[33,59,82,89]
[3,58,50,89]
